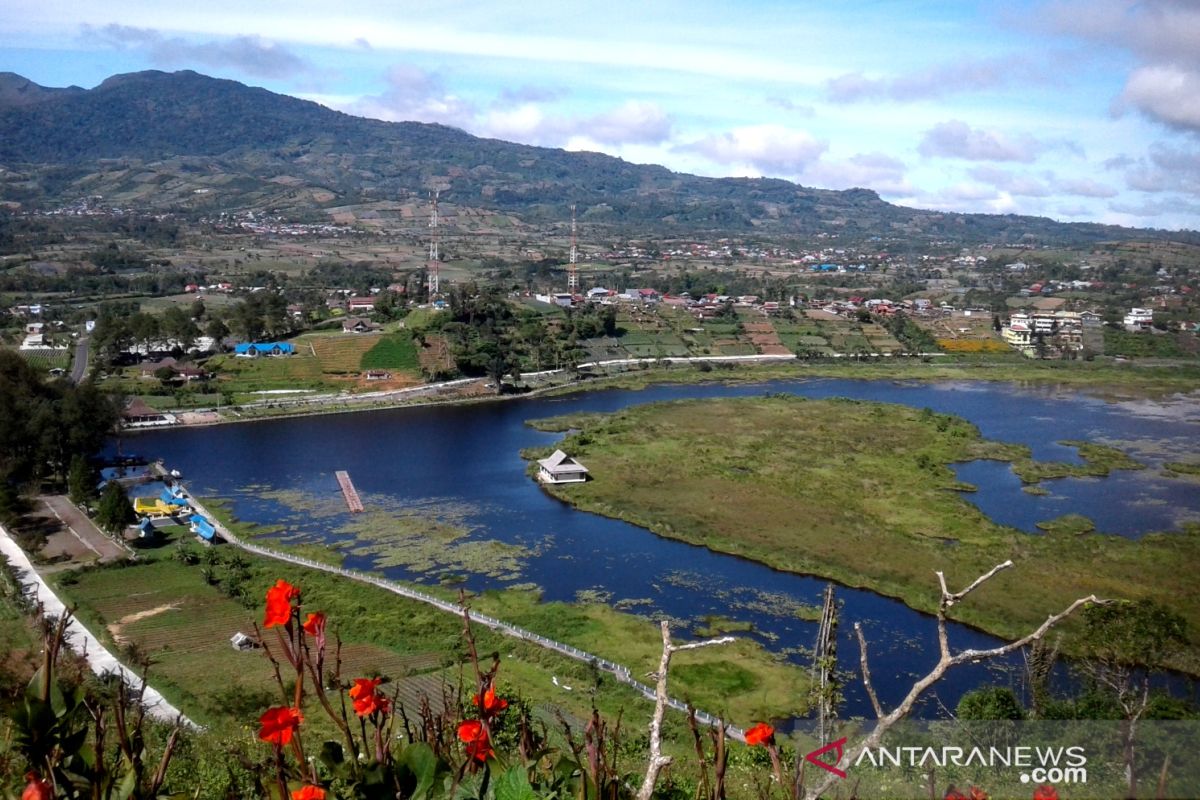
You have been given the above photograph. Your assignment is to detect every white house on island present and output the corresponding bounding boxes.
[537,450,589,484]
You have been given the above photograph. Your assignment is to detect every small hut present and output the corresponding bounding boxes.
[537,450,589,484]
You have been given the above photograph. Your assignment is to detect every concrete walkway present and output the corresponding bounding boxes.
[0,524,199,729]
[39,495,131,562]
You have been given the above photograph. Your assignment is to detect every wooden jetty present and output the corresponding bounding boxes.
[335,471,364,513]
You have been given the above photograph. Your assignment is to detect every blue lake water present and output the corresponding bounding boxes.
[127,378,1200,721]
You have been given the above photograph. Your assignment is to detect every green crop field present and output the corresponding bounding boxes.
[361,333,421,371]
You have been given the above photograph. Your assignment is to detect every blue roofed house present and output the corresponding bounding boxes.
[234,342,296,358]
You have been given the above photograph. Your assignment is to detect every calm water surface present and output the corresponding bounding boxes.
[128,379,1200,719]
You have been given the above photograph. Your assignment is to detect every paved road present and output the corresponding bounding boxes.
[0,523,198,728]
[69,336,89,384]
[39,495,129,562]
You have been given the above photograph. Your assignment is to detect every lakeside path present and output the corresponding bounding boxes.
[0,523,199,729]
[40,494,131,563]
[174,480,746,741]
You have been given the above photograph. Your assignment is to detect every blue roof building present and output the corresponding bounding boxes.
[234,342,296,357]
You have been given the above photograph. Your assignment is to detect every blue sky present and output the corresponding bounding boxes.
[3,0,1199,231]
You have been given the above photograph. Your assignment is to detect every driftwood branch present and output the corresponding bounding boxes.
[636,621,734,800]
[806,562,1102,800]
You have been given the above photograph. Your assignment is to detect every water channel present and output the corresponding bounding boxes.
[128,378,1200,720]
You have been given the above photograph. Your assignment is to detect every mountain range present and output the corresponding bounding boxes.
[0,69,1193,246]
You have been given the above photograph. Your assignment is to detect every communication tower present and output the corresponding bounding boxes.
[567,204,579,293]
[427,191,440,297]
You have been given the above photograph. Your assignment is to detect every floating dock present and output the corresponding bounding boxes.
[335,471,364,513]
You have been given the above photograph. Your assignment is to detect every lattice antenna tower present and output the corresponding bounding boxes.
[427,191,440,297]
[567,204,578,293]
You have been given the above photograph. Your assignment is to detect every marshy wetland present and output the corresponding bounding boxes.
[130,377,1200,716]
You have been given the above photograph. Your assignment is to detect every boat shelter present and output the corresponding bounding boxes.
[537,450,589,484]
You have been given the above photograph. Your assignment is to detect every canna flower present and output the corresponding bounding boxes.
[263,579,300,628]
[21,772,52,800]
[349,677,390,717]
[472,685,509,717]
[744,722,775,747]
[969,788,989,800]
[457,719,494,762]
[291,787,326,800]
[302,611,327,648]
[1032,786,1058,800]
[258,705,303,746]
[944,789,967,800]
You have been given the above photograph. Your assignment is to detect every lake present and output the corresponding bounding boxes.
[127,378,1200,720]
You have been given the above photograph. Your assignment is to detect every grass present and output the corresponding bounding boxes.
[1010,440,1145,483]
[555,356,1200,399]
[51,520,812,733]
[361,333,421,372]
[1165,462,1200,476]
[526,396,1200,672]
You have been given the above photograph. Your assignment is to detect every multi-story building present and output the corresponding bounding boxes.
[1003,311,1084,357]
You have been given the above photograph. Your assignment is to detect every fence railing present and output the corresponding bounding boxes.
[175,481,742,739]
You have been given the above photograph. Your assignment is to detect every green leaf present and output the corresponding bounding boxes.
[494,766,536,800]
[403,742,440,800]
[117,766,138,800]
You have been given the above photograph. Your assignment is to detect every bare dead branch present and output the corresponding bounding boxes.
[803,561,1102,800]
[637,621,733,800]
[853,623,884,719]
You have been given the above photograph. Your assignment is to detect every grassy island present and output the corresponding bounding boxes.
[527,396,1200,671]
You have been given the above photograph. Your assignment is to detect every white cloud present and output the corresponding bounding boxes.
[1116,65,1200,134]
[824,54,1047,103]
[79,24,311,79]
[679,125,827,176]
[918,120,1046,162]
[1059,177,1118,198]
[1122,143,1200,195]
[800,152,910,194]
[351,63,475,127]
[967,166,1051,197]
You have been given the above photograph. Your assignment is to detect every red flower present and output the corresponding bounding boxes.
[302,611,326,650]
[944,789,967,800]
[744,722,775,747]
[258,705,302,746]
[472,685,509,717]
[969,788,989,800]
[291,787,326,800]
[1032,786,1058,800]
[302,611,325,636]
[457,719,494,762]
[349,677,390,717]
[263,579,300,628]
[21,772,52,800]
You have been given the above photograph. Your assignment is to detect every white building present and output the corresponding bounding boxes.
[537,450,589,484]
[1123,308,1154,330]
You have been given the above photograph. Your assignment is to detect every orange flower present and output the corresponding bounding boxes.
[472,685,509,717]
[21,772,52,800]
[258,705,302,746]
[291,787,325,800]
[263,579,300,628]
[349,677,390,717]
[969,788,989,800]
[457,719,494,762]
[302,611,326,648]
[944,789,967,800]
[744,722,775,747]
[1032,786,1058,800]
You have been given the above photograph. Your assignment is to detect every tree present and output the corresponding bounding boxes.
[95,481,135,534]
[1078,600,1188,797]
[67,455,97,507]
[956,685,1026,720]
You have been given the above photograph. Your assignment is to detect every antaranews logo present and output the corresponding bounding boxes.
[806,741,1088,787]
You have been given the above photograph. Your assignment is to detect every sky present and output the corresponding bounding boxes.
[2,0,1199,232]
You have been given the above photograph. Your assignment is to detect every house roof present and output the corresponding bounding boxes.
[122,398,162,419]
[537,449,589,474]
